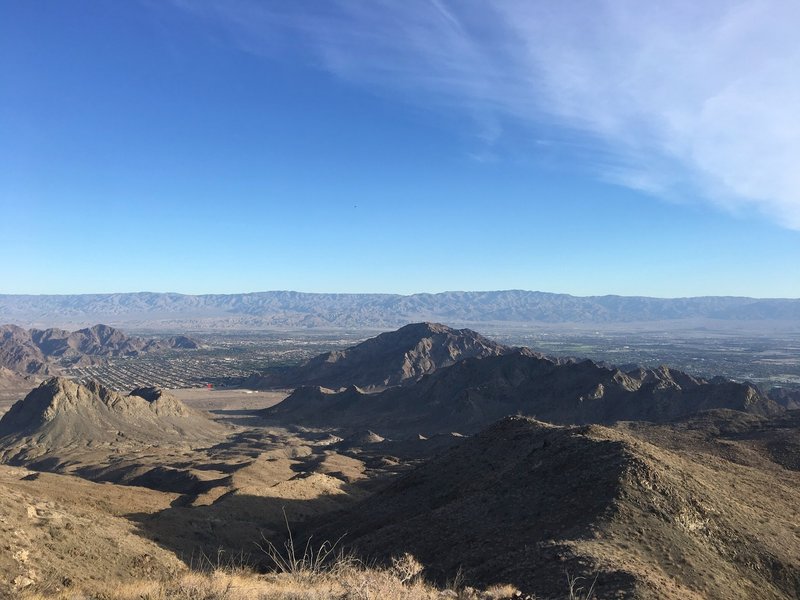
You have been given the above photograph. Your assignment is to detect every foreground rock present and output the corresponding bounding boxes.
[264,351,782,435]
[0,463,183,598]
[312,414,800,599]
[248,322,514,390]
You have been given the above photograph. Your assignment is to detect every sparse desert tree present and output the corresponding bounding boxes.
[390,552,425,584]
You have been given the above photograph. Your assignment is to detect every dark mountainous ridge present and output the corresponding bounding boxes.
[264,350,781,435]
[311,415,800,599]
[1,290,798,330]
[769,387,800,410]
[0,324,51,375]
[0,323,199,375]
[250,322,513,390]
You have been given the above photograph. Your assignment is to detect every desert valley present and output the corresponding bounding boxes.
[0,314,798,599]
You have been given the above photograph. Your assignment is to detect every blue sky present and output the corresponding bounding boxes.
[1,1,798,297]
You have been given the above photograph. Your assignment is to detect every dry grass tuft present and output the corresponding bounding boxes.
[566,571,597,600]
[19,560,527,600]
[390,552,425,584]
[19,564,444,599]
[481,583,521,599]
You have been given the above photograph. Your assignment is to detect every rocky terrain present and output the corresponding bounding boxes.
[769,387,800,410]
[0,460,489,600]
[0,322,798,599]
[0,379,244,505]
[247,322,513,390]
[0,464,184,596]
[0,378,422,576]
[0,366,35,392]
[311,414,800,599]
[263,346,782,436]
[0,379,230,476]
[1,290,798,330]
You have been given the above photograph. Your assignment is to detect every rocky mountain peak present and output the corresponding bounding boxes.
[0,377,217,448]
[0,377,111,433]
[252,322,511,390]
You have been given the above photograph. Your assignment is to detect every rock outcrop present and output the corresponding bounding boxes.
[251,322,513,390]
[264,351,782,435]
[0,378,225,465]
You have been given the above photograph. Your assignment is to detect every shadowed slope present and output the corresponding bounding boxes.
[250,322,513,390]
[312,415,800,599]
[264,352,781,435]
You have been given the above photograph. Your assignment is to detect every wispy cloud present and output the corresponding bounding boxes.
[173,0,800,229]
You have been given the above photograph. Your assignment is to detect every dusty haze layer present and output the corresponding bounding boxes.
[1,290,798,331]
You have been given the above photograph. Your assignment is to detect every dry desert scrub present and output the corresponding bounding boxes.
[19,561,522,600]
[20,520,521,600]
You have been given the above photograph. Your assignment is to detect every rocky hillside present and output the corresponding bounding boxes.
[265,351,782,435]
[0,367,35,395]
[312,414,800,599]
[0,378,226,466]
[1,290,797,330]
[0,323,199,375]
[0,324,52,375]
[769,386,800,410]
[0,464,184,598]
[250,322,513,390]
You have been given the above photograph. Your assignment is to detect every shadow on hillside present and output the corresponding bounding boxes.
[126,488,361,570]
[127,481,640,598]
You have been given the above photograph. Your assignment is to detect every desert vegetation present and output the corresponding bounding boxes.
[19,556,525,600]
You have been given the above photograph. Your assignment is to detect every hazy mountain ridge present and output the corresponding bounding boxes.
[1,290,798,330]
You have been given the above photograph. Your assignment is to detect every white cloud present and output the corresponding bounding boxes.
[174,0,800,229]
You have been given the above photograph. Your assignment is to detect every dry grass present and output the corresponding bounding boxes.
[566,572,597,600]
[482,584,521,599]
[19,562,523,600]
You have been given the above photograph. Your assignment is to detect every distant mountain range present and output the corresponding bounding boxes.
[1,290,798,330]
